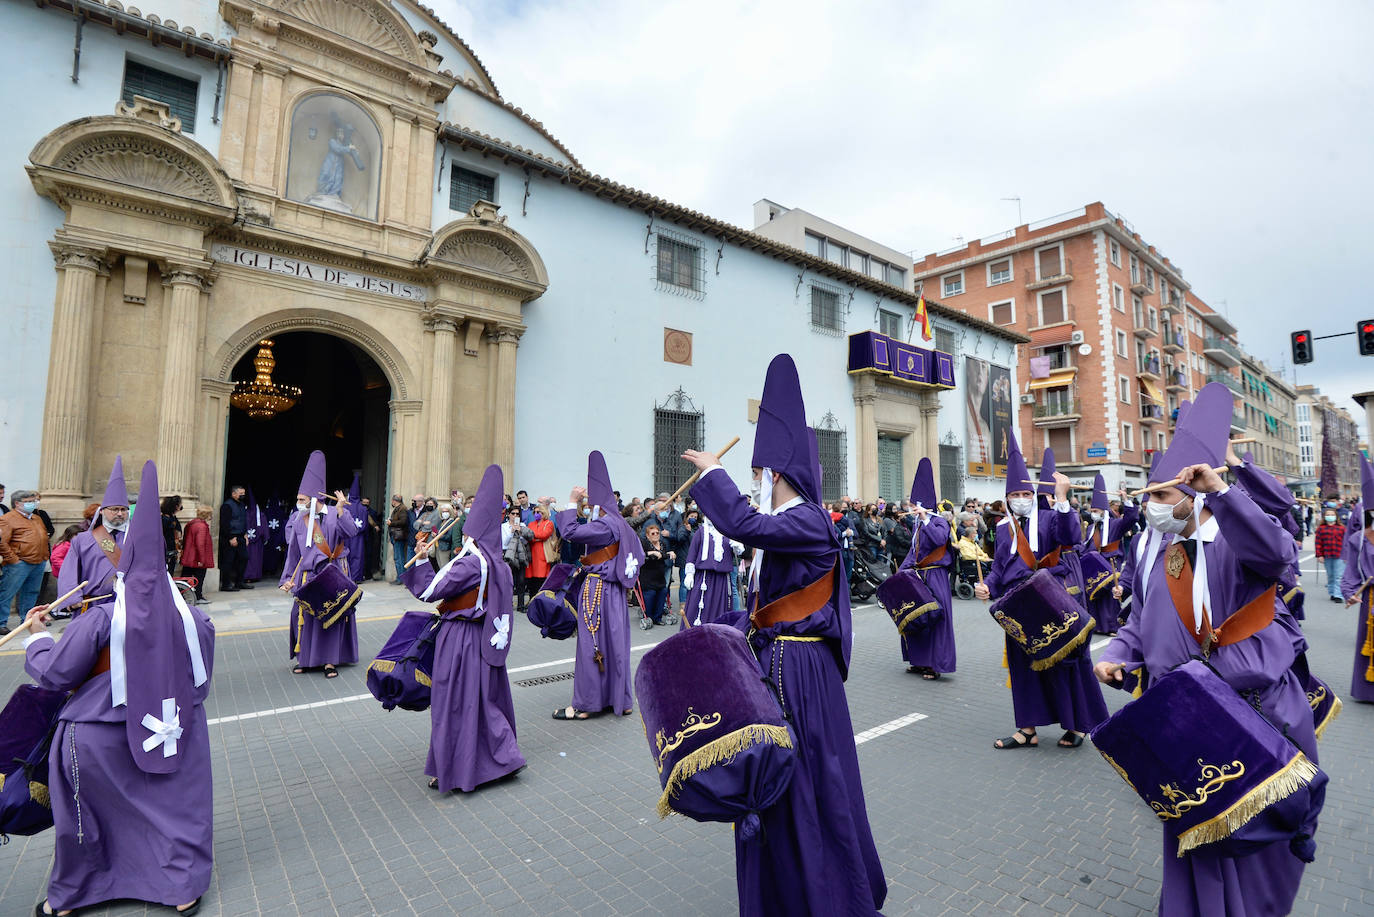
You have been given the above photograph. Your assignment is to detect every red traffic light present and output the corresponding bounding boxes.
[1363,323,1374,334]
[1295,333,1308,343]
[1360,319,1374,356]
[1291,329,1314,364]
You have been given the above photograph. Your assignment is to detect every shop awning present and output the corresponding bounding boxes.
[1138,377,1165,403]
[1029,369,1077,390]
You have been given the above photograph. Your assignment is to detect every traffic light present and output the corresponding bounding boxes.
[1291,330,1313,364]
[1359,320,1374,356]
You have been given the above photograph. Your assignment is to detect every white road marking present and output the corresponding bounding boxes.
[1091,638,1112,651]
[854,711,928,745]
[207,641,664,727]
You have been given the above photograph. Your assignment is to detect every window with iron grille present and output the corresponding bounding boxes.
[938,444,962,505]
[810,285,843,332]
[122,60,198,134]
[815,419,847,502]
[655,231,705,294]
[934,326,955,355]
[653,389,704,494]
[450,165,496,214]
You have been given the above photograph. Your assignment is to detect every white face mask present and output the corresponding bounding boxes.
[1090,511,1104,523]
[440,511,451,519]
[296,502,309,513]
[1008,497,1034,517]
[102,512,127,532]
[749,477,763,504]
[1325,514,1337,523]
[1144,499,1190,535]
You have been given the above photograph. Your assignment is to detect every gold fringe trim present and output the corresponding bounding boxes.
[416,670,432,688]
[0,772,5,792]
[368,659,395,674]
[1174,753,1320,857]
[1002,643,1010,689]
[1315,694,1343,740]
[1028,617,1096,671]
[1087,571,1119,601]
[29,780,50,808]
[655,724,793,819]
[896,601,941,634]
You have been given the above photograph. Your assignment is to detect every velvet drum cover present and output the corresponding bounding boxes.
[989,568,1095,670]
[876,568,942,635]
[1079,551,1118,601]
[366,611,440,711]
[1091,660,1327,858]
[0,683,67,836]
[527,562,578,640]
[634,624,796,827]
[295,563,363,628]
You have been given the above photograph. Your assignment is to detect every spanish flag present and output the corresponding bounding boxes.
[914,296,933,342]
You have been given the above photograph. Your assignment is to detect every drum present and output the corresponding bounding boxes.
[634,623,796,829]
[876,569,942,635]
[0,684,67,837]
[527,563,578,640]
[1079,551,1118,601]
[988,568,1096,670]
[366,612,441,712]
[1090,660,1327,859]
[295,564,363,629]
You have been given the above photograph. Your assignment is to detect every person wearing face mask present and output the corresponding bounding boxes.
[1314,501,1348,603]
[0,487,52,635]
[1339,457,1374,702]
[1095,383,1321,917]
[47,457,129,622]
[387,494,410,584]
[1082,474,1138,635]
[218,482,252,592]
[974,431,1107,750]
[682,354,886,917]
[896,458,956,680]
[434,503,457,569]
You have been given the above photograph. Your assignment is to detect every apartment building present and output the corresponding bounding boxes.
[1296,386,1363,498]
[912,202,1244,490]
[1235,353,1299,479]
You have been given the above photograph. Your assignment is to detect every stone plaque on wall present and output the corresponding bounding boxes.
[664,328,692,365]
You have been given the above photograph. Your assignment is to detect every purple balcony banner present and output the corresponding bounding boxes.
[848,331,956,389]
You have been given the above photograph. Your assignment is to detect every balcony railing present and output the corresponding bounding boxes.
[1231,410,1246,431]
[1138,355,1162,377]
[1028,300,1077,331]
[1162,329,1186,352]
[1166,369,1188,390]
[1133,312,1157,338]
[1024,257,1074,291]
[1203,335,1242,367]
[1206,371,1243,394]
[1140,401,1165,424]
[1161,293,1183,316]
[1034,399,1082,421]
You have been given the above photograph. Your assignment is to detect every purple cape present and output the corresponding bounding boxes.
[898,513,956,673]
[281,505,359,666]
[682,524,734,627]
[244,487,265,581]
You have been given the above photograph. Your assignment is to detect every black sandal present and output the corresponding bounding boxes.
[34,902,78,917]
[291,666,305,675]
[428,778,440,790]
[552,706,592,720]
[1057,731,1084,748]
[921,669,942,681]
[994,728,1038,749]
[176,899,202,916]
[323,665,339,679]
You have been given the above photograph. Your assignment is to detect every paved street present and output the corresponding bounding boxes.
[2,551,1370,916]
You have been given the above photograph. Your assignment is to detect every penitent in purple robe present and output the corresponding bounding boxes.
[986,507,1108,733]
[1232,461,1306,620]
[692,467,886,917]
[243,488,265,582]
[682,522,736,627]
[24,603,216,910]
[281,506,359,667]
[898,514,956,673]
[1101,486,1319,917]
[1084,504,1139,633]
[55,528,126,612]
[555,508,638,715]
[1340,528,1374,702]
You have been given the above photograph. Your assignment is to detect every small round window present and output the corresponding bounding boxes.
[285,93,381,220]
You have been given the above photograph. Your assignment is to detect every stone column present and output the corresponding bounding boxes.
[156,267,210,496]
[853,384,878,500]
[39,245,106,497]
[921,393,941,468]
[486,325,522,482]
[424,317,458,495]
[251,60,289,189]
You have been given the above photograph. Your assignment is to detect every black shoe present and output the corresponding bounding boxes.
[222,586,239,592]
[239,583,255,590]
[1331,596,1343,603]
[0,625,10,636]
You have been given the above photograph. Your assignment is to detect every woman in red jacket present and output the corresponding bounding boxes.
[180,504,216,604]
[522,502,556,612]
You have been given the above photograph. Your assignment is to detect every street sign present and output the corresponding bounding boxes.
[1087,446,1108,458]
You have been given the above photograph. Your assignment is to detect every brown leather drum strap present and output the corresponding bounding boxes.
[1164,543,1276,656]
[750,562,836,629]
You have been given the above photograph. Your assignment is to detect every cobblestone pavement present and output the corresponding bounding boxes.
[1,550,1369,916]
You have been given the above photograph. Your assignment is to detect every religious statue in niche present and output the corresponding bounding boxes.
[306,117,368,215]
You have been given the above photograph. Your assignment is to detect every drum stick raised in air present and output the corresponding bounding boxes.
[405,517,458,569]
[668,436,742,506]
[1021,480,1094,491]
[0,580,88,652]
[1129,466,1230,497]
[1229,437,1257,445]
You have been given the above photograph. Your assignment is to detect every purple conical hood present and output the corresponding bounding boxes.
[117,460,201,775]
[464,464,504,558]
[1151,383,1233,496]
[1004,428,1031,496]
[1038,448,1057,497]
[297,450,327,500]
[1092,473,1109,511]
[751,354,820,503]
[101,455,129,509]
[1242,450,1256,466]
[586,451,617,515]
[348,471,361,503]
[1362,453,1374,514]
[910,457,936,508]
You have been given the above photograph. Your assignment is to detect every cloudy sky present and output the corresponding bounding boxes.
[435,0,1373,435]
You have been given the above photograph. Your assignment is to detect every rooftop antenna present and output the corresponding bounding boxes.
[1001,196,1023,224]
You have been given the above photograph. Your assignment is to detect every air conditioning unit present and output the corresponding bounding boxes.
[1070,330,1085,345]
[1019,394,1036,405]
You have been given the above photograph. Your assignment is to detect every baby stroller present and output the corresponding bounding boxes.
[849,550,891,602]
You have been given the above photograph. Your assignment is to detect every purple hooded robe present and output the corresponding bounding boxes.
[281,452,359,667]
[409,464,525,791]
[898,458,955,673]
[54,455,130,614]
[681,520,736,627]
[243,486,265,582]
[25,459,215,912]
[1340,458,1374,701]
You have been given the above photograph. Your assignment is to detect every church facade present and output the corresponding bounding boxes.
[2,0,1024,526]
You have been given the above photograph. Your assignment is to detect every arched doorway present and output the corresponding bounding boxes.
[223,332,391,570]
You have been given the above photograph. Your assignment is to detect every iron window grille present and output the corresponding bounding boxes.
[810,282,845,334]
[934,326,956,355]
[654,228,706,297]
[122,60,198,134]
[939,442,963,504]
[815,412,847,502]
[450,165,496,214]
[654,388,705,494]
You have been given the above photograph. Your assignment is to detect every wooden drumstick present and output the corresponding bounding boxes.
[1130,466,1229,496]
[668,436,741,506]
[404,517,458,569]
[0,581,88,652]
[1021,479,1095,491]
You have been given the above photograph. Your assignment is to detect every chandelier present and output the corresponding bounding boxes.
[231,339,302,419]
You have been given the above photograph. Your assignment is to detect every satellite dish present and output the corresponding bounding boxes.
[1078,343,1093,355]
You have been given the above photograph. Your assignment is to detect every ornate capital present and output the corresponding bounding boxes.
[51,245,106,273]
[162,268,210,291]
[424,316,460,335]
[853,391,878,407]
[256,59,291,78]
[484,325,523,346]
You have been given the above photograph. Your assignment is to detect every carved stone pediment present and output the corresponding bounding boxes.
[275,0,422,65]
[434,231,532,281]
[427,210,549,302]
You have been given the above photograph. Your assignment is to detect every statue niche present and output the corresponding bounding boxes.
[284,93,381,220]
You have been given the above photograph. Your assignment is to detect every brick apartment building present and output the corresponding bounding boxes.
[1297,385,1363,499]
[913,202,1248,491]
